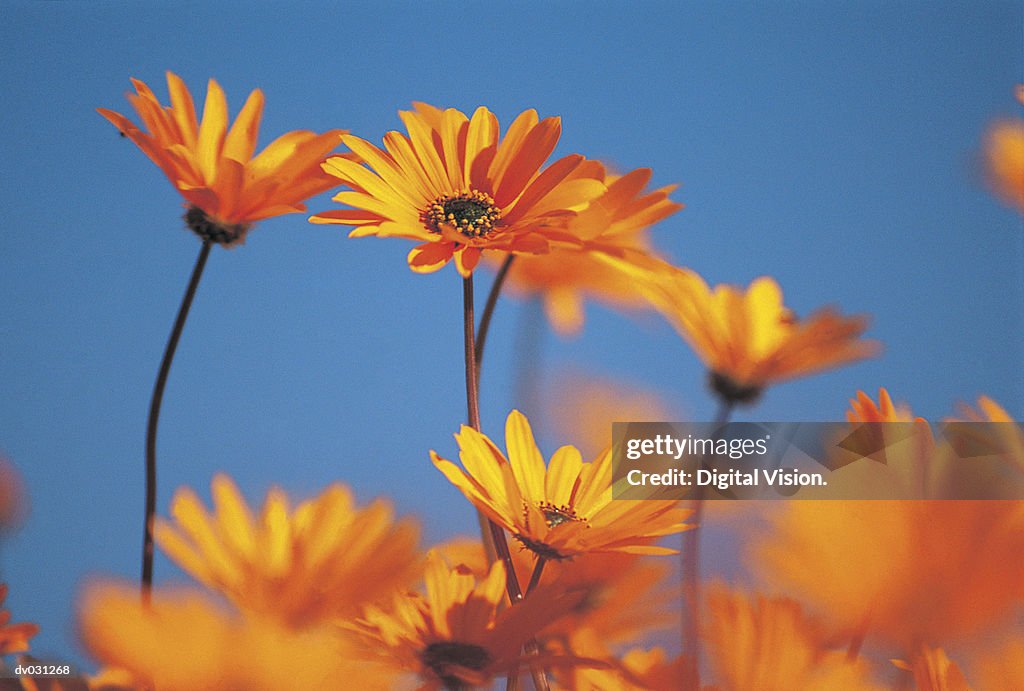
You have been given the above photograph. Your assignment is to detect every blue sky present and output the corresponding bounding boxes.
[2,0,1022,668]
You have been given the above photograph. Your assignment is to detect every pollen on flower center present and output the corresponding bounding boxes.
[539,502,584,528]
[421,641,492,689]
[422,191,501,239]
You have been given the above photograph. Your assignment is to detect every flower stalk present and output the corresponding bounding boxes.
[142,239,212,601]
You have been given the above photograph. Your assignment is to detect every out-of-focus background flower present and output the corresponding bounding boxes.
[1,0,1021,669]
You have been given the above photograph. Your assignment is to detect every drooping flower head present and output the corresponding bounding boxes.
[652,268,880,405]
[99,72,343,245]
[310,102,605,276]
[354,551,585,690]
[496,163,683,334]
[431,410,691,561]
[154,474,421,628]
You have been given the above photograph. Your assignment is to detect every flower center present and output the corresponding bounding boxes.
[184,206,250,246]
[513,502,588,560]
[539,503,582,528]
[421,641,492,690]
[422,191,501,238]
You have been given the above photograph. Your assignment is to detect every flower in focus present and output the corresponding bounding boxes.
[982,86,1024,212]
[78,582,391,691]
[154,474,421,627]
[703,586,883,691]
[892,647,971,691]
[432,410,691,561]
[353,551,585,690]
[0,585,38,655]
[99,72,343,245]
[310,102,605,276]
[495,164,682,335]
[652,269,880,405]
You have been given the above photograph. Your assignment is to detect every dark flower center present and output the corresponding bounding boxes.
[513,502,588,560]
[421,641,492,690]
[184,206,250,246]
[708,371,763,406]
[423,191,501,238]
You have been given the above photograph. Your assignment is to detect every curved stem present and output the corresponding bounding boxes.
[681,398,734,688]
[142,240,211,601]
[474,254,515,377]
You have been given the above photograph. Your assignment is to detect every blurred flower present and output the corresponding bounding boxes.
[554,628,693,691]
[948,395,1024,472]
[892,647,971,691]
[78,581,390,691]
[982,86,1024,212]
[751,499,1024,650]
[495,164,682,335]
[435,539,676,648]
[651,269,879,405]
[545,370,674,459]
[354,551,586,690]
[99,72,343,245]
[431,410,691,560]
[310,102,605,276]
[847,388,923,423]
[0,585,38,655]
[973,637,1024,690]
[0,458,25,533]
[703,586,883,691]
[154,474,421,627]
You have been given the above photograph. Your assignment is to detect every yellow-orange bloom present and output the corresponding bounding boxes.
[704,586,883,691]
[0,585,37,655]
[497,164,682,335]
[99,72,343,245]
[554,628,693,691]
[432,410,691,560]
[848,388,922,423]
[653,269,880,404]
[310,102,605,276]
[78,582,391,691]
[983,87,1024,212]
[751,499,1024,650]
[354,551,585,690]
[154,474,421,627]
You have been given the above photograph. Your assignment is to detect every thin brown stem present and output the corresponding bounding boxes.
[526,557,547,595]
[143,240,212,602]
[681,398,734,689]
[463,273,548,691]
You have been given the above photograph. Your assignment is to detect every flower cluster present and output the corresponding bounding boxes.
[0,71,1018,691]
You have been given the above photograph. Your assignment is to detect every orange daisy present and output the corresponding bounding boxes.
[431,410,691,561]
[495,164,682,335]
[353,550,587,690]
[703,586,883,691]
[153,474,421,628]
[79,581,391,690]
[652,268,880,404]
[309,102,606,276]
[99,71,343,245]
[983,86,1024,213]
[848,388,923,423]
